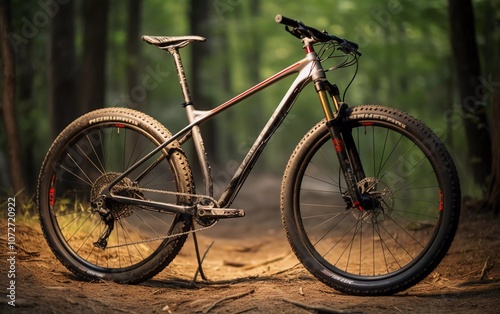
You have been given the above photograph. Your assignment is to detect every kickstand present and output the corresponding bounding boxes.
[191,221,214,283]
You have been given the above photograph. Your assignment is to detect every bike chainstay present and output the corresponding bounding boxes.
[105,186,219,249]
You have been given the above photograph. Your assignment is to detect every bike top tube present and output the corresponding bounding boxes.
[188,48,324,123]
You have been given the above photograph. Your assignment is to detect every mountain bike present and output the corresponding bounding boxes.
[37,15,461,295]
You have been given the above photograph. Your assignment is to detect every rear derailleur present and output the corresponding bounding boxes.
[91,196,114,249]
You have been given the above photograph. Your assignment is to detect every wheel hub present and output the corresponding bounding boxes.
[354,177,394,224]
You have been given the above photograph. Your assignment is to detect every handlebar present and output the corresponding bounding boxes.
[275,14,361,56]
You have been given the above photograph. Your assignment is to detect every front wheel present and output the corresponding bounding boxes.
[281,105,461,295]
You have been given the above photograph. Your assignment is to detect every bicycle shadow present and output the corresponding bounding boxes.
[142,268,316,290]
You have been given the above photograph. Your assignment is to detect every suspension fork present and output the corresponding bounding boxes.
[314,80,368,210]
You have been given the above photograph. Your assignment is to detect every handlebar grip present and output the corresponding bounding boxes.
[275,14,299,28]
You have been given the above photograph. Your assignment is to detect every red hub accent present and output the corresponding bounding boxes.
[353,201,363,211]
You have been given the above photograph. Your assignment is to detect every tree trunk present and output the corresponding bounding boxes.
[248,0,261,85]
[189,0,217,159]
[487,59,500,214]
[18,39,32,101]
[82,0,110,113]
[17,28,36,193]
[49,0,78,139]
[126,0,142,108]
[0,0,27,203]
[448,0,492,189]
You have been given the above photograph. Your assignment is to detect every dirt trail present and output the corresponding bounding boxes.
[1,175,499,313]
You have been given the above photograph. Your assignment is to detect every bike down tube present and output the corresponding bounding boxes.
[218,55,319,207]
[105,56,313,213]
[185,56,312,203]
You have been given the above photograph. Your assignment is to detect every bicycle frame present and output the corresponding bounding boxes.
[106,44,336,213]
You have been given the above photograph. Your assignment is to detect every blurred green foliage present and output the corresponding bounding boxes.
[1,0,499,198]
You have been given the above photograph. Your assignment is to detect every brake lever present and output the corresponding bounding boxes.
[338,44,352,54]
[338,42,362,56]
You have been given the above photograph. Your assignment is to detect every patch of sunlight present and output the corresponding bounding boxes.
[338,1,356,11]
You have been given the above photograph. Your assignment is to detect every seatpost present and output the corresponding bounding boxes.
[167,47,193,106]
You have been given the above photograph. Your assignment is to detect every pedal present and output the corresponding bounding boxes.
[197,207,245,219]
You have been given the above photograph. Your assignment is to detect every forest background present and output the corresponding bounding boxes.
[1,0,499,212]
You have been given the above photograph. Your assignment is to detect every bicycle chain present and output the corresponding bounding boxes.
[136,186,219,207]
[106,187,219,249]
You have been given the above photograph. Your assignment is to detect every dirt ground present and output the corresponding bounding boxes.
[1,175,499,314]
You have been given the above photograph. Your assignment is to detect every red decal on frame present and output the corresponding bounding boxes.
[333,138,343,152]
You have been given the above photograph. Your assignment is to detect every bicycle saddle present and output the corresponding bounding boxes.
[141,35,206,49]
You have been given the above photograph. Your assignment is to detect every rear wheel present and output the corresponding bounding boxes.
[281,105,461,295]
[37,108,195,283]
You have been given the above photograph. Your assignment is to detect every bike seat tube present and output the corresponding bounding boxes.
[167,47,213,197]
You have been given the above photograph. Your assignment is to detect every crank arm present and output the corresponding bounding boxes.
[197,206,245,219]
